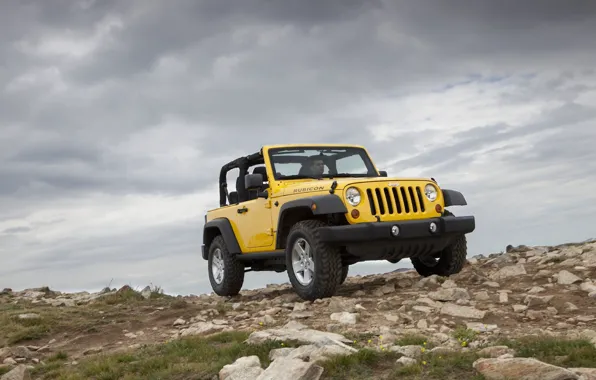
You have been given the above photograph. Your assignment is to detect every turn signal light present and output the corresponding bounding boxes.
[351,209,360,219]
[435,204,442,213]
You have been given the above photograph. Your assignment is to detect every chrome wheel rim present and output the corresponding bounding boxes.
[212,248,224,284]
[292,238,314,286]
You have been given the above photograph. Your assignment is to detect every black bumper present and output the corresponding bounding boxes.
[317,216,475,244]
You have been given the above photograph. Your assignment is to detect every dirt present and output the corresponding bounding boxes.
[1,239,596,375]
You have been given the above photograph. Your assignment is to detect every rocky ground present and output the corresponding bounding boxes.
[1,239,596,379]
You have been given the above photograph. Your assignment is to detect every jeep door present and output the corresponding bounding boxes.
[232,197,274,250]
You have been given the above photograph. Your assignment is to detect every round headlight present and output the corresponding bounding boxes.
[424,184,437,202]
[345,187,361,206]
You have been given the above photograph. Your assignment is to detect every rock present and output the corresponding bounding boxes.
[490,264,527,281]
[439,303,486,319]
[0,364,31,380]
[269,348,295,361]
[245,321,351,346]
[390,345,422,359]
[556,270,582,285]
[416,319,428,329]
[179,322,230,337]
[395,356,418,367]
[330,312,358,325]
[499,291,509,303]
[475,291,491,301]
[527,286,546,294]
[466,322,498,333]
[524,295,553,308]
[140,286,152,299]
[327,297,357,313]
[513,304,528,313]
[568,368,596,379]
[82,347,103,355]
[277,344,357,363]
[428,288,470,302]
[256,357,324,380]
[473,357,579,380]
[441,280,458,288]
[6,239,596,380]
[4,348,31,360]
[580,282,596,294]
[219,356,264,380]
[16,314,39,320]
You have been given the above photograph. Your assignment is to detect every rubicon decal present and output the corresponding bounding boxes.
[293,186,325,193]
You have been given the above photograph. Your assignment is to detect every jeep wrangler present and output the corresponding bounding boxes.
[202,144,475,301]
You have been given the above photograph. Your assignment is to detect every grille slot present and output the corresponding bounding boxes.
[365,185,427,216]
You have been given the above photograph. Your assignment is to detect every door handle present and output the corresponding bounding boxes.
[237,206,248,214]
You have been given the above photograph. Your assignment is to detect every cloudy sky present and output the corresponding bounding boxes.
[2,0,596,296]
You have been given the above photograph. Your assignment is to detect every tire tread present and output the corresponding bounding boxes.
[286,219,343,300]
[208,235,244,296]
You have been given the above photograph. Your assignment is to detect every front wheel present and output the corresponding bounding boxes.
[208,235,245,296]
[411,235,468,277]
[285,219,343,301]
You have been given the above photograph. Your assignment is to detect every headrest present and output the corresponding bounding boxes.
[252,166,267,176]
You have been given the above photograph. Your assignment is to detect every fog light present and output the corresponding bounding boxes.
[429,222,437,233]
[391,225,400,236]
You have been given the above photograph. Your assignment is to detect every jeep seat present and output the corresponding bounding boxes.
[243,166,268,200]
[235,175,247,202]
[252,166,268,187]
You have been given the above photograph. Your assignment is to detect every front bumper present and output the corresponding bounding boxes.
[317,215,475,244]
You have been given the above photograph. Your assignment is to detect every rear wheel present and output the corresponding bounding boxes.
[285,219,343,301]
[208,235,245,296]
[411,234,467,277]
[339,265,349,285]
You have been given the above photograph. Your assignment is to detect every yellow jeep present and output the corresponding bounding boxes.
[202,144,475,300]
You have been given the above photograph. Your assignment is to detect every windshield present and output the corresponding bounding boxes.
[268,146,379,180]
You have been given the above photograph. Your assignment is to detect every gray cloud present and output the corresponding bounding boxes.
[1,0,595,295]
[388,101,596,176]
[1,226,31,234]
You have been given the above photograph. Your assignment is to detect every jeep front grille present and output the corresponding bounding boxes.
[365,186,426,216]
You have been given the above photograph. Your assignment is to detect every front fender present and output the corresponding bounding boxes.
[442,189,467,207]
[275,194,348,248]
[279,194,348,216]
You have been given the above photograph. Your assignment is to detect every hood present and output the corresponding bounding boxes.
[280,176,433,196]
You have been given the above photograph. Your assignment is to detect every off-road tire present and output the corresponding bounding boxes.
[208,235,245,296]
[339,265,349,285]
[285,219,343,301]
[411,234,467,277]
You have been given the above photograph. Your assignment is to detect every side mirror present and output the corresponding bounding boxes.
[379,170,388,177]
[228,191,239,204]
[245,173,264,190]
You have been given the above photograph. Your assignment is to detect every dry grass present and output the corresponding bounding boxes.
[31,331,301,380]
[2,286,596,380]
[0,287,184,347]
[20,331,595,380]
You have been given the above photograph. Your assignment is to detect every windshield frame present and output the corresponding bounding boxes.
[267,145,380,181]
